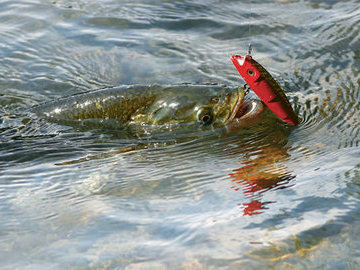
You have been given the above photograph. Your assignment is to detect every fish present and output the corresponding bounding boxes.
[231,55,299,126]
[31,84,265,128]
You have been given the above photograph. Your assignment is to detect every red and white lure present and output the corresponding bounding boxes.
[231,52,299,126]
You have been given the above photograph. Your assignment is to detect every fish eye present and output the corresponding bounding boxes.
[200,114,211,123]
[247,69,254,76]
[211,96,219,103]
[197,109,214,125]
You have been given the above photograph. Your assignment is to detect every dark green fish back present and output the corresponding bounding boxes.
[32,85,158,123]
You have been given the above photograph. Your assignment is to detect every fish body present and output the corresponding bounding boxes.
[231,55,299,125]
[32,84,263,127]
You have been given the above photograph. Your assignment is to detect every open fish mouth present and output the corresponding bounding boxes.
[231,99,265,122]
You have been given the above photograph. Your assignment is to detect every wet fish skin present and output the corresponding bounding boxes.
[32,84,245,126]
[32,85,156,123]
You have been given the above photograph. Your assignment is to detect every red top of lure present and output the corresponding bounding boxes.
[231,54,299,126]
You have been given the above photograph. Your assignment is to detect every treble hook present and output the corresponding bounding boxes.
[243,83,251,96]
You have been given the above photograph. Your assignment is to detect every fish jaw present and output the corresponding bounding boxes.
[225,87,245,123]
[229,99,265,128]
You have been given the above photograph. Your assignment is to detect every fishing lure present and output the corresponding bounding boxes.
[231,54,299,126]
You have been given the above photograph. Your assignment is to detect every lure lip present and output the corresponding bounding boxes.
[230,54,299,126]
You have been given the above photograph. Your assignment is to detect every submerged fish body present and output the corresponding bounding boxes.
[32,84,264,128]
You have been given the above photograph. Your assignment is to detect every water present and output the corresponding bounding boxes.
[0,0,359,268]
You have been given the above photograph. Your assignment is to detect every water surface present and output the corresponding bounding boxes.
[0,0,359,269]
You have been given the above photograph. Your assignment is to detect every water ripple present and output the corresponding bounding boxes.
[1,0,360,268]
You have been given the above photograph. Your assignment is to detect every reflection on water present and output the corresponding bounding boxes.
[230,144,295,216]
[0,0,360,268]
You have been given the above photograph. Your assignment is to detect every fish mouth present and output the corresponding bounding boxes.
[227,88,245,122]
[230,99,265,123]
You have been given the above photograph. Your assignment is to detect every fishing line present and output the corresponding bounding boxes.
[230,1,299,126]
[248,0,252,56]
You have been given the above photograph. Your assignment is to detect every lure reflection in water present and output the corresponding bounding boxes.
[229,144,295,216]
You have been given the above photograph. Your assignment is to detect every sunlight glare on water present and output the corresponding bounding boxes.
[0,0,359,269]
